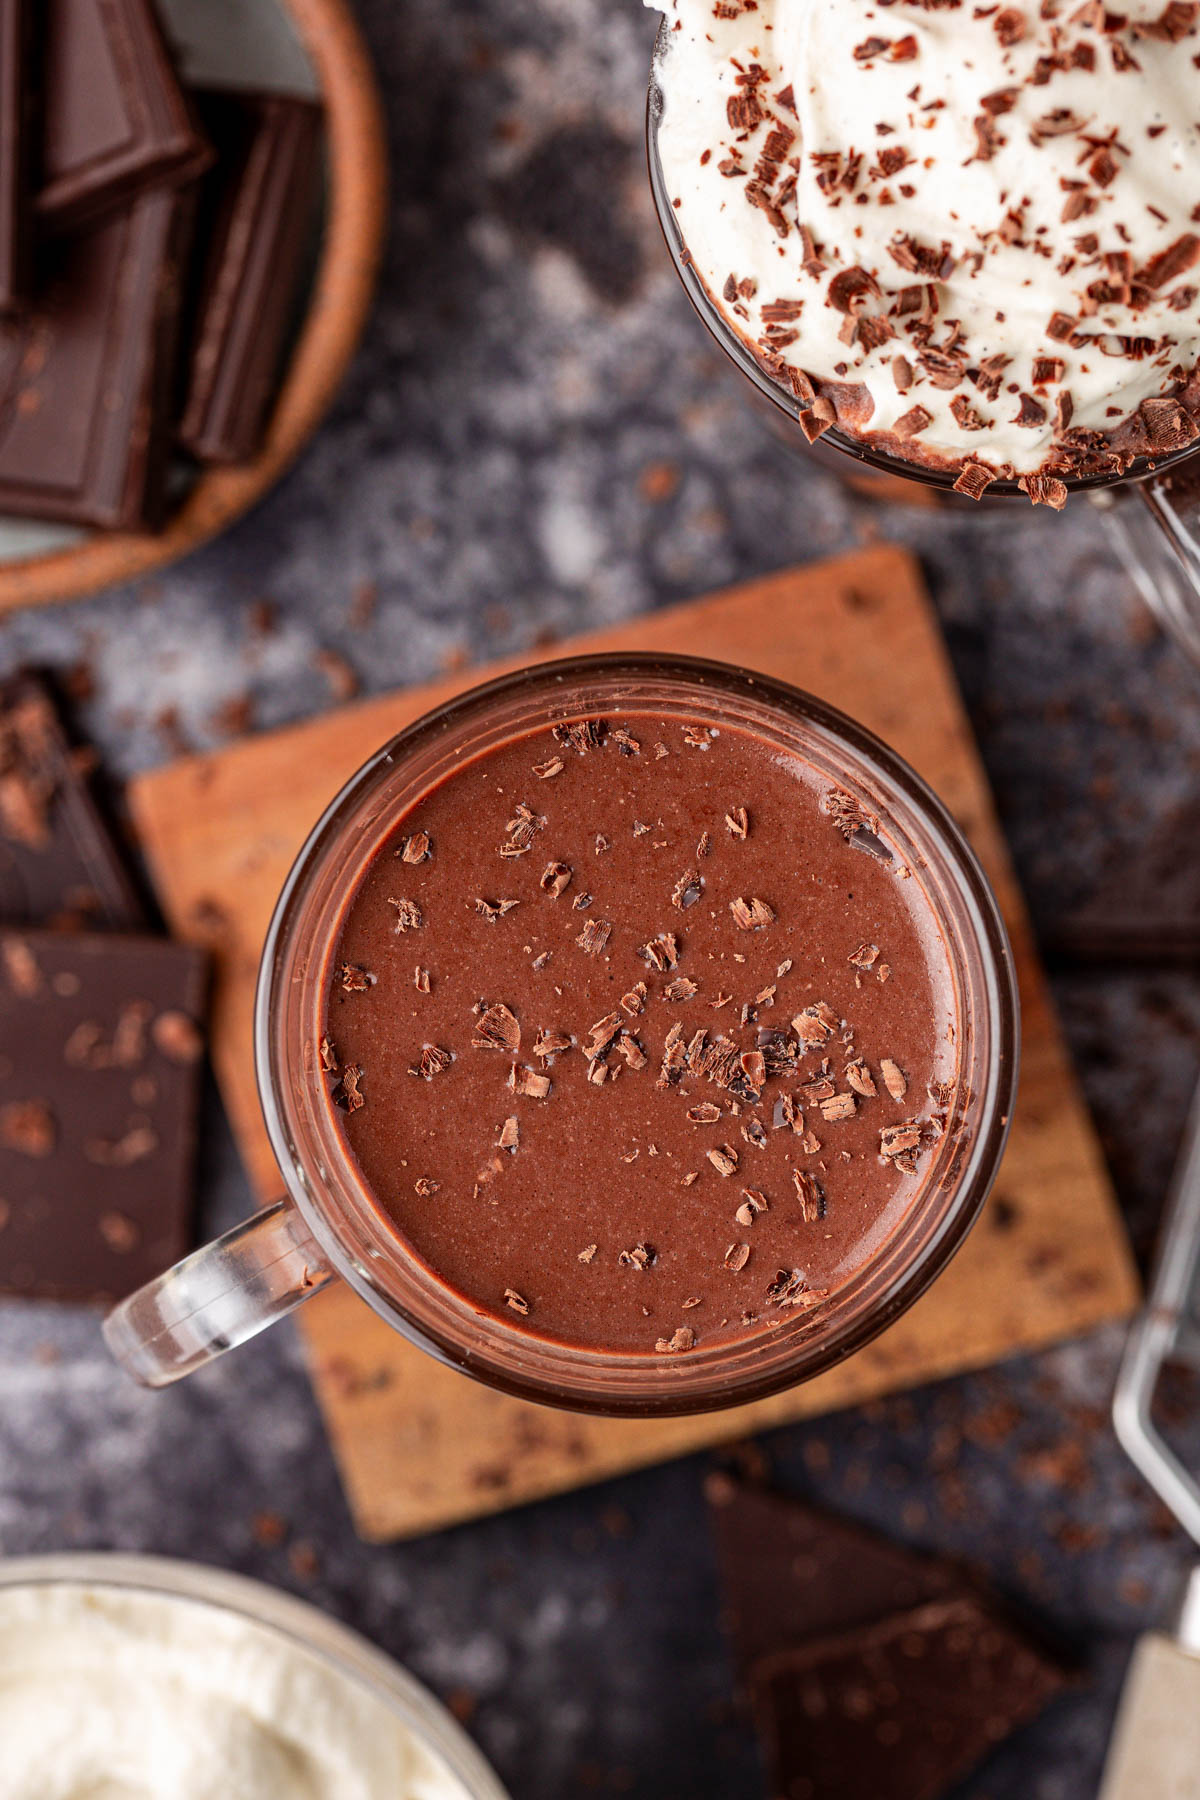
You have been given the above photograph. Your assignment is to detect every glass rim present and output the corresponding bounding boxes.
[0,1552,510,1800]
[254,651,1021,1417]
[645,23,1200,503]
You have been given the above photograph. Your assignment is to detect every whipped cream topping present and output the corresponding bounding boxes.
[0,1584,475,1800]
[651,0,1200,500]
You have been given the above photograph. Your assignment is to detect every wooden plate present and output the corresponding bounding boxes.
[0,0,388,616]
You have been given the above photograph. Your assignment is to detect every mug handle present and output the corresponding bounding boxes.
[102,1198,334,1388]
[1099,461,1200,667]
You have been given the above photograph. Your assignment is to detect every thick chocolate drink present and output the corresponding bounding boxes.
[322,713,960,1357]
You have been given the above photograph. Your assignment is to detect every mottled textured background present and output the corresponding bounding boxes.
[1,2,1199,1795]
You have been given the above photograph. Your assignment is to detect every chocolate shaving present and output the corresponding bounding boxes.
[473,1003,521,1054]
[730,896,776,930]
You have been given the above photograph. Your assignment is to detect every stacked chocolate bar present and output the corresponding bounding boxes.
[0,673,207,1302]
[708,1474,1073,1800]
[0,0,322,532]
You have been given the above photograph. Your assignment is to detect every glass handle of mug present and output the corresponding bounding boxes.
[1098,465,1200,668]
[102,1198,334,1388]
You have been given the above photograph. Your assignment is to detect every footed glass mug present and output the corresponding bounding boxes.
[647,25,1200,667]
[105,657,1019,1417]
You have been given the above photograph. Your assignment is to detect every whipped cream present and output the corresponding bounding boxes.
[0,1583,475,1800]
[652,0,1200,499]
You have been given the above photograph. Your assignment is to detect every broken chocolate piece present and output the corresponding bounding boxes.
[0,673,146,931]
[0,927,206,1300]
[37,0,211,231]
[0,187,195,529]
[751,1599,1068,1800]
[179,90,323,464]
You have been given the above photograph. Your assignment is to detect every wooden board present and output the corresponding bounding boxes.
[130,548,1140,1541]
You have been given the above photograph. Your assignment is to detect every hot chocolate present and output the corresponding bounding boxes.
[651,0,1200,505]
[322,708,961,1358]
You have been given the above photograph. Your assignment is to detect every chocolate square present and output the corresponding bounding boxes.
[0,185,194,530]
[37,0,210,232]
[179,89,323,465]
[0,927,207,1300]
[0,672,146,931]
[707,1473,958,1669]
[749,1598,1069,1800]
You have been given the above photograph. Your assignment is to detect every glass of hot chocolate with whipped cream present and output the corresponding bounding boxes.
[105,656,1018,1416]
[648,2,1200,637]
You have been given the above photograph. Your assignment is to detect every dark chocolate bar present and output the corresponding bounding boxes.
[0,0,35,312]
[750,1599,1069,1800]
[0,672,146,930]
[0,926,206,1301]
[37,0,210,232]
[179,90,322,464]
[0,185,194,530]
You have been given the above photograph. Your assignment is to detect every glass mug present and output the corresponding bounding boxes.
[105,656,1020,1417]
[646,26,1200,666]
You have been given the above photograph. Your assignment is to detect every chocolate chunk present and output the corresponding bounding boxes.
[749,1598,1068,1800]
[0,927,207,1300]
[37,0,211,231]
[0,187,195,529]
[0,0,35,313]
[178,90,323,465]
[0,673,146,931]
[707,1477,959,1669]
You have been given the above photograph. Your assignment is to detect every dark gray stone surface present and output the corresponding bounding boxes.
[1,3,1199,1795]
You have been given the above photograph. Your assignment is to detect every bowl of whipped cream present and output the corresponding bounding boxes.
[0,1553,509,1800]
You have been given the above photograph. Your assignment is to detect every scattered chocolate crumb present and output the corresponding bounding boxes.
[473,1003,521,1053]
[409,1044,454,1081]
[576,918,613,956]
[339,1066,365,1112]
[508,1064,552,1099]
[726,807,750,839]
[881,1122,923,1158]
[504,1288,530,1316]
[881,1057,908,1100]
[671,869,705,910]
[730,897,776,930]
[313,647,358,701]
[655,1326,696,1353]
[766,1267,810,1307]
[414,1178,440,1197]
[337,962,375,993]
[708,1144,740,1177]
[498,1116,520,1151]
[388,897,423,932]
[620,1242,657,1271]
[845,1059,877,1098]
[793,1170,827,1223]
[533,757,564,780]
[725,1242,752,1272]
[414,966,431,993]
[473,896,520,922]
[820,1091,857,1123]
[665,976,700,1002]
[398,832,433,865]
